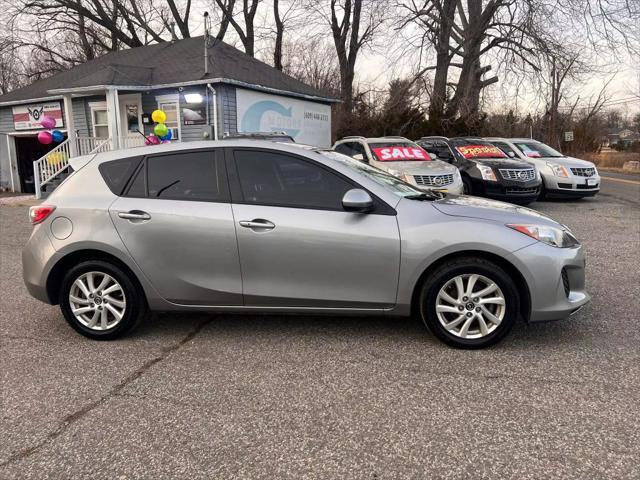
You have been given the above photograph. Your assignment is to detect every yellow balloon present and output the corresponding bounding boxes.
[151,109,166,123]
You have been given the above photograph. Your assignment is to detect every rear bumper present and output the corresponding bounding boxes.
[22,225,57,304]
[509,242,591,322]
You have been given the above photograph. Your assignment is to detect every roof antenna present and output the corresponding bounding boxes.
[204,12,210,75]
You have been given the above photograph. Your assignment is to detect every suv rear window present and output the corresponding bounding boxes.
[99,156,143,195]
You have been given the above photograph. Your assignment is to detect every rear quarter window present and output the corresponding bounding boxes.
[98,157,143,195]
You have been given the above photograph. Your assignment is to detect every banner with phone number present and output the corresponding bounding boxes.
[456,145,506,159]
[371,147,431,161]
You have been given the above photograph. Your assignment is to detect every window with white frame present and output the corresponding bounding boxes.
[156,95,181,141]
[90,103,109,139]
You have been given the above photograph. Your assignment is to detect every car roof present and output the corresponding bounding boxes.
[336,136,414,143]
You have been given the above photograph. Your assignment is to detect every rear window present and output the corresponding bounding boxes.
[368,142,431,162]
[99,157,143,195]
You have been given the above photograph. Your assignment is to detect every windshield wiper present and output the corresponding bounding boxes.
[404,191,443,201]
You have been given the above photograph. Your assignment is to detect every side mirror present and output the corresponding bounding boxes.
[508,151,516,158]
[342,188,373,213]
[428,152,437,160]
[352,153,365,161]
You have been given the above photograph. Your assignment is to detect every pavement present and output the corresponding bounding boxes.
[1,177,639,479]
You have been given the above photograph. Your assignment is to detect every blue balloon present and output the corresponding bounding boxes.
[51,130,65,143]
[160,129,172,141]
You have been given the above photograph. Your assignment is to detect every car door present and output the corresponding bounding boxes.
[227,148,400,309]
[109,149,242,306]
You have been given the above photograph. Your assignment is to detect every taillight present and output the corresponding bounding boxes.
[29,205,56,224]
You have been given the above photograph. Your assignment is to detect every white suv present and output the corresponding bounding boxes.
[486,138,600,199]
[333,136,464,195]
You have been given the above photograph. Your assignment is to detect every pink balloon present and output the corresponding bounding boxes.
[149,135,161,145]
[40,116,56,129]
[38,131,53,145]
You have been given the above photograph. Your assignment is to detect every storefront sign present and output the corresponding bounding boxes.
[236,88,331,147]
[12,102,64,130]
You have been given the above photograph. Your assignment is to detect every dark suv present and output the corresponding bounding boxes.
[416,137,541,205]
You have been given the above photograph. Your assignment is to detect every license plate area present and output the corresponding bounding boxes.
[586,178,597,186]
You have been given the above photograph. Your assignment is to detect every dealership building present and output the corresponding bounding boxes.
[0,36,336,197]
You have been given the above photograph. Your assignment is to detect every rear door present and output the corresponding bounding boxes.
[227,148,400,309]
[108,149,242,306]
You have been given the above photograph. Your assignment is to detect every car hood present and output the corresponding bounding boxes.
[432,195,561,226]
[534,156,596,168]
[380,160,457,174]
[470,158,533,169]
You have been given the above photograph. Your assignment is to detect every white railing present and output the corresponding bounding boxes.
[76,136,109,156]
[33,139,72,199]
[118,136,147,149]
[89,138,112,154]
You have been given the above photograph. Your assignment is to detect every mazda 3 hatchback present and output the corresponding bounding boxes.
[23,141,590,348]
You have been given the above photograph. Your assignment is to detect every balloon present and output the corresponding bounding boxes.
[160,129,172,141]
[51,130,64,143]
[146,135,161,145]
[37,131,53,145]
[151,109,166,123]
[144,137,152,146]
[162,139,171,144]
[40,116,56,129]
[154,123,168,137]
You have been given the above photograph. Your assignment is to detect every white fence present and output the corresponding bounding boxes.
[33,139,72,198]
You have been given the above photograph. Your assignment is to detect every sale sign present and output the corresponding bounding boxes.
[456,145,507,159]
[371,146,431,161]
[12,101,64,130]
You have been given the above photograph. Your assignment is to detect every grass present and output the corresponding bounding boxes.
[581,150,640,171]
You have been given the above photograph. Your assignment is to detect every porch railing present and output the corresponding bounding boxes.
[33,139,72,199]
[76,136,109,155]
[118,136,147,149]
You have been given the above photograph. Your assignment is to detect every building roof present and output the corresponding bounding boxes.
[0,36,338,105]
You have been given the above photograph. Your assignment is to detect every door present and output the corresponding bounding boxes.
[118,94,144,147]
[228,148,400,308]
[109,149,242,306]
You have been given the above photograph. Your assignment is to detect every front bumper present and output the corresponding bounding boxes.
[509,241,590,322]
[472,177,541,203]
[543,173,600,197]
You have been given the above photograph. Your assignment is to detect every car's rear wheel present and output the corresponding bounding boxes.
[418,257,519,349]
[59,260,147,340]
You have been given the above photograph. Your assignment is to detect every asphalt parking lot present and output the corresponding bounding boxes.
[1,177,639,479]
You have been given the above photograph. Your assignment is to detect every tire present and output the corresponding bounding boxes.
[538,180,547,200]
[59,260,147,340]
[418,257,519,349]
[462,176,473,195]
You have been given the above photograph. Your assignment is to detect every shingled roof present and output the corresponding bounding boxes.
[0,36,338,105]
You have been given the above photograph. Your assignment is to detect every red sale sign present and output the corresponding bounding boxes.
[456,145,507,159]
[371,146,431,161]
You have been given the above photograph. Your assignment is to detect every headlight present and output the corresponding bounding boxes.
[547,162,569,177]
[478,165,497,181]
[400,173,415,184]
[507,224,580,248]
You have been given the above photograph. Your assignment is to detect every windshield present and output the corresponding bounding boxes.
[514,141,564,158]
[318,151,425,198]
[453,143,507,159]
[368,142,431,162]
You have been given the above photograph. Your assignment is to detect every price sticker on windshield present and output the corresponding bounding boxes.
[456,145,507,159]
[371,147,430,161]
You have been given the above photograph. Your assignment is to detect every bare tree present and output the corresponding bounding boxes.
[213,0,261,56]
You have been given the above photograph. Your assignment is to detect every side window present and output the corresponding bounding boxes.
[234,150,354,210]
[125,150,228,202]
[99,156,142,195]
[352,143,367,161]
[335,142,354,156]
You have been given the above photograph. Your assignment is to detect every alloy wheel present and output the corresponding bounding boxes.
[435,274,506,339]
[68,271,127,331]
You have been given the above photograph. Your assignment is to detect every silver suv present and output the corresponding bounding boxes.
[486,138,600,199]
[23,141,589,348]
[333,136,463,194]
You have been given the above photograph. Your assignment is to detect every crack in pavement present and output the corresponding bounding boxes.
[0,317,214,468]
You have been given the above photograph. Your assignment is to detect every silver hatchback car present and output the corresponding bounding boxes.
[23,141,590,348]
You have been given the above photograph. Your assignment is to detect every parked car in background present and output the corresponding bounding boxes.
[417,136,541,205]
[485,138,600,199]
[22,141,589,349]
[333,136,463,194]
[222,131,296,143]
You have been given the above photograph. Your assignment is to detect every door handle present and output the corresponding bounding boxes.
[118,210,151,221]
[239,219,275,230]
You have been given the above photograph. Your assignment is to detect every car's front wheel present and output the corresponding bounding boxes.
[418,257,519,349]
[59,260,147,340]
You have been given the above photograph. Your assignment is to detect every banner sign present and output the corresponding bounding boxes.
[12,102,64,130]
[456,145,506,159]
[236,88,331,147]
[371,146,430,161]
